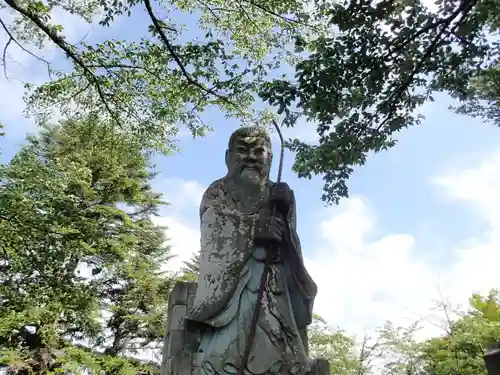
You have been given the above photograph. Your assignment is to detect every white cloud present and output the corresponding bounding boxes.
[305,197,436,339]
[431,150,500,305]
[282,117,319,144]
[153,216,200,274]
[432,150,500,228]
[158,177,205,208]
[152,178,206,274]
[307,148,500,341]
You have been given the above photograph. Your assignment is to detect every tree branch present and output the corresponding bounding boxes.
[1,36,12,79]
[234,0,266,37]
[85,62,157,76]
[143,0,228,102]
[3,0,122,126]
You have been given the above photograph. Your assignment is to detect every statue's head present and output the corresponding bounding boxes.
[225,126,273,187]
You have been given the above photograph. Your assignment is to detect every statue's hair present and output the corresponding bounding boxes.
[227,126,272,150]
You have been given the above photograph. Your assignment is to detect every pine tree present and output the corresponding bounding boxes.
[180,253,200,281]
[0,117,174,374]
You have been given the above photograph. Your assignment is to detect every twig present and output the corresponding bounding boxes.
[234,0,266,38]
[356,332,381,375]
[50,81,92,107]
[3,0,121,126]
[1,36,12,79]
[437,286,462,375]
[85,62,159,77]
[0,16,52,78]
[195,0,238,36]
[357,334,368,375]
[241,0,319,31]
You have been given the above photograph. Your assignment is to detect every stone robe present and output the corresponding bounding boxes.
[187,178,318,375]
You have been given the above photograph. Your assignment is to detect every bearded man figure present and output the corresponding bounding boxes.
[187,126,321,375]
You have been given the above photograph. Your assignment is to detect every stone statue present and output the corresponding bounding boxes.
[185,126,325,375]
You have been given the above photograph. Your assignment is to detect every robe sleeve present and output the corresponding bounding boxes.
[285,189,318,329]
[188,180,257,324]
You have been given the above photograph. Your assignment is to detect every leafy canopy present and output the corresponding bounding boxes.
[2,0,500,206]
[0,0,315,152]
[261,0,500,204]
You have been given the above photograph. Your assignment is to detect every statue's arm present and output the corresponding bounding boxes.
[192,180,255,322]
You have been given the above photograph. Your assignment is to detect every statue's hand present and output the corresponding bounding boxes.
[270,182,293,216]
[255,216,285,245]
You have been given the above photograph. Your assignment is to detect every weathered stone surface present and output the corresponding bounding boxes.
[311,358,330,375]
[187,293,196,312]
[186,282,198,295]
[161,357,172,375]
[164,329,185,359]
[168,283,188,309]
[168,305,187,331]
[161,338,170,370]
[172,351,192,375]
[184,327,200,353]
[484,342,500,375]
[191,352,203,369]
[162,281,201,375]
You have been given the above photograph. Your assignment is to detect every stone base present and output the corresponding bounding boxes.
[164,355,332,375]
[484,342,500,375]
[161,282,199,375]
[161,282,331,375]
[309,358,331,375]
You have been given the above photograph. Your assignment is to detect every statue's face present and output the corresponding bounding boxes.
[226,135,272,185]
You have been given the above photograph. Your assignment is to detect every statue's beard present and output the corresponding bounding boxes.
[230,163,269,197]
[240,166,265,186]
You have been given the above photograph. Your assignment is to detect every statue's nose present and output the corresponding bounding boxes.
[244,153,257,162]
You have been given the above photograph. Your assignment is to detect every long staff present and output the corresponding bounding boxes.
[237,120,285,375]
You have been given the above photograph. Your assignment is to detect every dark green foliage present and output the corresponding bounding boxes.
[180,252,200,282]
[308,315,367,375]
[0,117,173,374]
[261,0,500,204]
[422,290,500,375]
[454,64,500,126]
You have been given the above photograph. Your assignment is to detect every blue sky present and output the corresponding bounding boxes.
[2,3,500,342]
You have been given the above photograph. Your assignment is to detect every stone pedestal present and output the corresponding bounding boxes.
[161,282,331,375]
[161,281,200,375]
[485,342,500,375]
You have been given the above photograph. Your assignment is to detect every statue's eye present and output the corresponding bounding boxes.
[236,146,247,153]
[254,147,265,155]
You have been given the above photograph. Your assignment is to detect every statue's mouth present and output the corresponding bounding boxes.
[241,164,261,171]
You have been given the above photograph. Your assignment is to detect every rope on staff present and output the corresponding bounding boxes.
[237,119,285,375]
